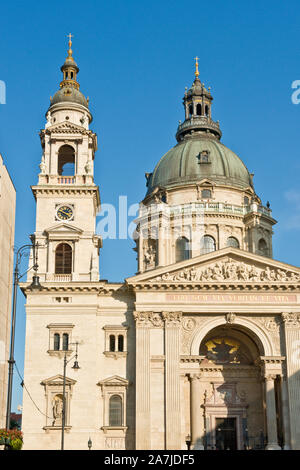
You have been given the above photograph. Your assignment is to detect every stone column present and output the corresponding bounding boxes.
[189,374,204,450]
[281,312,300,449]
[134,311,151,449]
[280,374,291,450]
[264,374,281,450]
[163,311,182,450]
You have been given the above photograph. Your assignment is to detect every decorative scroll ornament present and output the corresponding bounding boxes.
[225,313,236,324]
[260,317,280,332]
[151,259,300,283]
[182,317,196,331]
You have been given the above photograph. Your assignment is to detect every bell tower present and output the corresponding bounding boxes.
[31,36,101,282]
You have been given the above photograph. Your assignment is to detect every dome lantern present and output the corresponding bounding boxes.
[176,58,222,142]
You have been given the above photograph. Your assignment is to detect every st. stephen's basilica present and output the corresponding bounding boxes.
[21,38,300,450]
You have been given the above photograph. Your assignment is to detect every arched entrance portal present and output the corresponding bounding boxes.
[198,325,264,450]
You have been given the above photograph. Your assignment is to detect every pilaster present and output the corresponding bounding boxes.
[134,311,151,449]
[162,311,182,450]
[281,312,300,449]
[189,373,204,450]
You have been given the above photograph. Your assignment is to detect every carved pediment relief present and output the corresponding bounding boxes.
[151,258,300,283]
[127,248,300,286]
[46,122,89,135]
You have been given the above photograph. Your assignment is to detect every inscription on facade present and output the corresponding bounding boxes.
[104,437,125,449]
[166,293,298,304]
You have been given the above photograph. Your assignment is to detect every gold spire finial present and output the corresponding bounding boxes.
[194,56,199,78]
[67,33,74,58]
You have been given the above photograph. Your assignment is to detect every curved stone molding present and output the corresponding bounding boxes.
[150,259,300,283]
[190,316,275,356]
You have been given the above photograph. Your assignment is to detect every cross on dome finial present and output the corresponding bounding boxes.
[194,56,200,78]
[67,33,74,59]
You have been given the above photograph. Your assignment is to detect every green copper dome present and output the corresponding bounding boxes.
[146,66,253,195]
[146,136,253,194]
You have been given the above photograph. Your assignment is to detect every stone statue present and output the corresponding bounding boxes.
[85,159,92,175]
[52,395,63,426]
[45,111,52,128]
[39,157,46,174]
[144,245,156,267]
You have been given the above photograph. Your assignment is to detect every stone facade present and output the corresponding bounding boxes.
[0,154,16,428]
[21,46,300,450]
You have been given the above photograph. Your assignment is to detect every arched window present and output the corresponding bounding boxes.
[118,335,124,352]
[200,235,216,255]
[258,238,268,256]
[189,104,193,117]
[109,395,122,426]
[226,237,240,249]
[58,145,75,176]
[201,189,211,199]
[196,103,202,116]
[54,333,60,351]
[109,335,116,352]
[55,243,72,274]
[62,333,69,351]
[244,196,250,206]
[175,237,190,263]
[205,105,209,116]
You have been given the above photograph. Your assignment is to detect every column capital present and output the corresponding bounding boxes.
[162,311,182,326]
[281,312,300,329]
[264,374,278,382]
[133,311,165,327]
[133,310,151,327]
[189,373,202,382]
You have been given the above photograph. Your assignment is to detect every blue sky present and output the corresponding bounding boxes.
[0,0,300,411]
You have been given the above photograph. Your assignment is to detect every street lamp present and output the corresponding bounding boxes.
[88,437,92,450]
[5,235,42,436]
[61,342,80,451]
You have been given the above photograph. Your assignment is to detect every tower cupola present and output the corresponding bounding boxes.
[48,34,90,111]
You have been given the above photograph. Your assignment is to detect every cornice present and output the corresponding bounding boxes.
[20,281,133,296]
[32,185,99,196]
[130,281,300,292]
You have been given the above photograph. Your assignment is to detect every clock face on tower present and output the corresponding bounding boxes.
[56,205,74,221]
